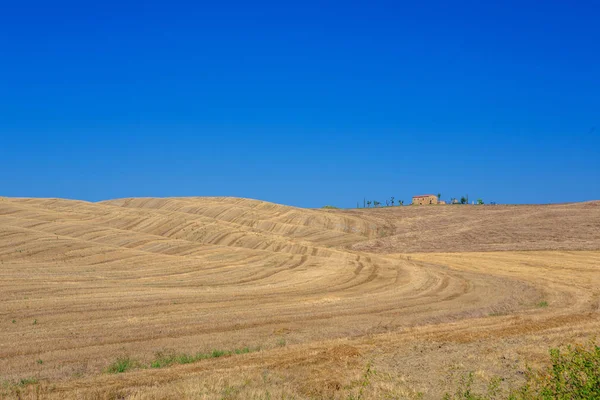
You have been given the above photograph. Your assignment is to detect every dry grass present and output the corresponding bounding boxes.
[0,197,599,399]
[350,201,600,253]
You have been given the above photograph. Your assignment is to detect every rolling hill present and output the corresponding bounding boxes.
[0,197,599,399]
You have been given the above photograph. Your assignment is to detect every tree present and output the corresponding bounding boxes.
[477,199,484,205]
[374,200,381,207]
[367,200,372,208]
[391,196,395,206]
[460,196,467,204]
[400,200,404,206]
[437,193,441,202]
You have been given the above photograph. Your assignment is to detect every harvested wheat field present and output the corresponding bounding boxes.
[1,197,599,399]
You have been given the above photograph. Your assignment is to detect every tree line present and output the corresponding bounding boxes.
[359,197,405,208]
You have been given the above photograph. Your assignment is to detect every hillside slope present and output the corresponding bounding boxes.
[347,201,600,252]
[0,197,599,399]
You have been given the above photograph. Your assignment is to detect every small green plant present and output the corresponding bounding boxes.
[537,301,548,308]
[178,353,196,364]
[33,319,37,325]
[221,383,241,399]
[443,371,478,400]
[12,319,16,324]
[276,337,286,347]
[150,350,177,368]
[234,347,251,355]
[211,349,226,358]
[36,359,43,365]
[17,377,38,386]
[149,346,258,369]
[443,373,504,400]
[346,362,375,400]
[105,356,138,374]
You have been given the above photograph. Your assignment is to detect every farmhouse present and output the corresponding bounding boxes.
[412,194,438,205]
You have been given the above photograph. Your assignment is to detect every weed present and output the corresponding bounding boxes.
[444,372,473,400]
[149,346,258,370]
[234,347,252,355]
[17,377,38,386]
[12,320,15,324]
[36,359,43,365]
[177,353,196,364]
[536,301,548,308]
[33,319,37,325]
[346,362,375,400]
[211,349,226,358]
[276,337,286,347]
[150,350,177,368]
[105,356,138,374]
[221,383,241,399]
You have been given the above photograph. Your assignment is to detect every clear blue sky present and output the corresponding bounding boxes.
[1,1,598,207]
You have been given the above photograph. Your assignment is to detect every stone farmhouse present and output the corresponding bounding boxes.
[412,194,438,205]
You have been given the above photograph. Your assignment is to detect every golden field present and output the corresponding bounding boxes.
[0,197,599,399]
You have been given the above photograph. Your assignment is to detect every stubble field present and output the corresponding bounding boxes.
[1,197,599,399]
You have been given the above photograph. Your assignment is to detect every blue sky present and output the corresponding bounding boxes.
[1,1,598,207]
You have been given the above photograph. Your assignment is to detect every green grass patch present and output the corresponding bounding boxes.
[149,346,257,370]
[536,300,549,308]
[233,347,252,355]
[105,356,139,374]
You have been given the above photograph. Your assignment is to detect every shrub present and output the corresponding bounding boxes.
[519,342,600,399]
[444,341,600,399]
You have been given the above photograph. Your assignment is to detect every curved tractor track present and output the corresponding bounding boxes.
[0,197,598,399]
